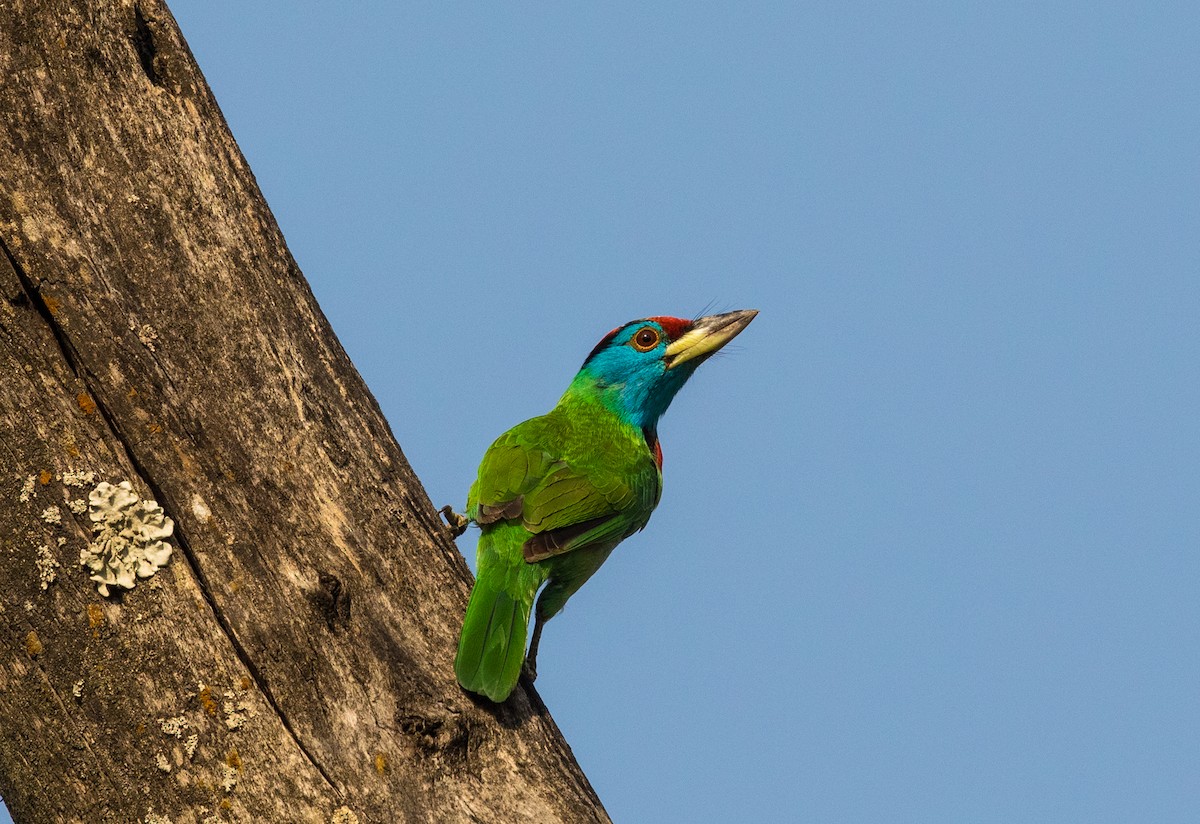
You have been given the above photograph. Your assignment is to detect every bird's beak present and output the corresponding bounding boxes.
[664,309,758,369]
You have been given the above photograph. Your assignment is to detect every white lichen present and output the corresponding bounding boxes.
[80,481,174,596]
[191,493,212,523]
[160,716,189,738]
[72,679,84,700]
[19,475,36,503]
[222,691,251,731]
[331,807,360,824]
[140,325,159,351]
[41,505,62,526]
[130,321,159,351]
[62,469,96,488]
[36,544,60,589]
[220,763,238,793]
[155,752,171,773]
[68,498,88,515]
[185,733,199,760]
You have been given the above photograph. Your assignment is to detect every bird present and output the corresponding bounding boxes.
[450,309,758,702]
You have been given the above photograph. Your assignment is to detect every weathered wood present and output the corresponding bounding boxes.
[0,1,608,821]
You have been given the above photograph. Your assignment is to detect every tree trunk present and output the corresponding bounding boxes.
[0,2,608,822]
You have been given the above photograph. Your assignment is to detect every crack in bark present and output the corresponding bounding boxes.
[131,4,162,87]
[0,237,79,376]
[0,233,340,795]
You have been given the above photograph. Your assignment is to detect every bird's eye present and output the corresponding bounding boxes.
[632,327,660,351]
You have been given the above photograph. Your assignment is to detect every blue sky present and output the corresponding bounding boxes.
[6,3,1198,821]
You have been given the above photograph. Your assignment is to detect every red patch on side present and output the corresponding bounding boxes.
[648,316,692,341]
[644,428,664,469]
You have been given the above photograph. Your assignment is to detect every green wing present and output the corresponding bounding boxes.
[468,414,660,563]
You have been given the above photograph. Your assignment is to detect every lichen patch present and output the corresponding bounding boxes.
[36,544,60,589]
[220,749,241,793]
[87,603,106,632]
[80,480,174,596]
[219,763,238,792]
[197,684,218,716]
[62,469,96,488]
[191,493,212,523]
[18,475,36,503]
[221,690,254,732]
[130,321,160,352]
[41,505,62,526]
[160,716,189,738]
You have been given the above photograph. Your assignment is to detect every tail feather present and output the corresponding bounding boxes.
[455,578,531,702]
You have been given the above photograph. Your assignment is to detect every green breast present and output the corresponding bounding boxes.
[468,396,662,539]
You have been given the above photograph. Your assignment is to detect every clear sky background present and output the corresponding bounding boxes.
[5,3,1198,822]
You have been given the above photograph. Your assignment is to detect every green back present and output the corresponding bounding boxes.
[468,394,662,559]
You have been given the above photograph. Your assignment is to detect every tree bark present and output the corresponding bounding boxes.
[0,2,609,822]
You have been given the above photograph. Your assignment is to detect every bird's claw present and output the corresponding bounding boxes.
[521,659,538,683]
[440,505,469,538]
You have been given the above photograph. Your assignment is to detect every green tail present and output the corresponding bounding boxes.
[455,577,532,702]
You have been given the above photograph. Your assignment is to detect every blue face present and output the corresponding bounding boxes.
[574,320,697,430]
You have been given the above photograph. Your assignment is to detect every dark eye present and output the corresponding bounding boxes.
[632,327,660,351]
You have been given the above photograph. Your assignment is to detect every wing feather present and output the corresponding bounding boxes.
[466,409,661,563]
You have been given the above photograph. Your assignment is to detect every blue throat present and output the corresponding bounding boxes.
[563,357,694,433]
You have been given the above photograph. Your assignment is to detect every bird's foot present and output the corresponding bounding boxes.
[523,619,544,683]
[440,506,469,538]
